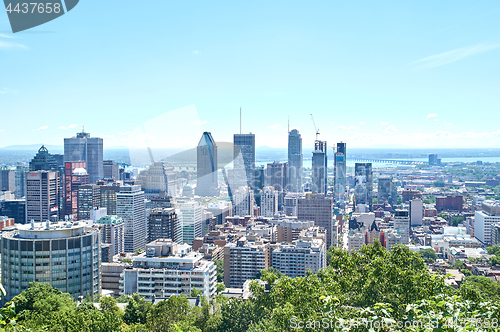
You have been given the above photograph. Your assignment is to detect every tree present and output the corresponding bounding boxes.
[216,283,226,295]
[433,180,445,187]
[123,293,152,325]
[146,296,196,332]
[486,244,500,256]
[419,248,437,263]
[190,287,203,297]
[462,276,500,302]
[451,216,463,227]
[214,260,224,283]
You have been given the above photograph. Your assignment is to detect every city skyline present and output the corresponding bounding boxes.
[1,2,500,149]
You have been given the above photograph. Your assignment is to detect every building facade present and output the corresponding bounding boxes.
[233,133,256,189]
[196,132,219,197]
[148,208,181,243]
[311,140,327,194]
[297,193,336,248]
[287,129,303,193]
[64,130,103,183]
[116,185,147,253]
[354,163,373,211]
[25,171,59,223]
[96,215,125,261]
[334,142,346,207]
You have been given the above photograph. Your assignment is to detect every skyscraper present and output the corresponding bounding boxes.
[103,160,120,179]
[260,186,278,217]
[136,162,177,198]
[378,175,397,207]
[117,185,146,252]
[78,184,101,220]
[64,161,89,220]
[25,171,59,223]
[15,163,28,199]
[148,208,181,243]
[0,167,15,192]
[233,186,255,217]
[297,193,336,248]
[266,161,288,192]
[29,145,58,172]
[233,133,255,189]
[287,129,303,192]
[176,199,202,245]
[394,209,410,244]
[312,140,327,194]
[334,142,346,207]
[354,163,373,211]
[196,132,219,197]
[64,129,103,183]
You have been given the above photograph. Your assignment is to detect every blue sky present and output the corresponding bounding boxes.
[1,1,499,149]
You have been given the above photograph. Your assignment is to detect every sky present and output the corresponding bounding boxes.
[0,1,500,149]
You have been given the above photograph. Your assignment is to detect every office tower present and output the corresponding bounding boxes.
[378,175,397,207]
[15,163,28,199]
[283,192,301,217]
[271,219,315,243]
[272,237,326,278]
[52,154,64,168]
[253,166,265,206]
[96,215,125,261]
[103,160,120,179]
[297,193,336,248]
[266,161,288,192]
[64,129,103,183]
[205,201,231,225]
[260,186,278,217]
[176,199,202,245]
[117,185,146,252]
[150,191,174,209]
[474,200,500,246]
[148,208,181,243]
[0,199,26,224]
[63,161,89,219]
[288,129,303,192]
[224,236,270,287]
[136,161,177,198]
[25,171,59,223]
[384,229,403,251]
[428,154,441,166]
[0,167,15,193]
[311,140,327,194]
[233,133,255,189]
[100,183,121,215]
[29,145,57,171]
[410,199,423,226]
[394,209,410,244]
[354,163,373,211]
[1,221,101,302]
[120,240,216,301]
[196,132,219,197]
[78,184,101,220]
[233,186,255,217]
[334,142,346,207]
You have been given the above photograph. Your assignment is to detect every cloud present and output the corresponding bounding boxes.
[380,122,388,125]
[0,88,18,94]
[359,122,365,125]
[58,124,77,130]
[268,124,286,131]
[0,33,14,39]
[37,126,48,131]
[118,131,131,136]
[0,41,27,50]
[445,123,452,126]
[193,50,199,55]
[337,125,357,130]
[192,120,209,125]
[427,113,438,118]
[411,42,500,69]
[385,125,397,133]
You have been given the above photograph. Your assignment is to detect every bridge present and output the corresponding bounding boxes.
[350,158,427,165]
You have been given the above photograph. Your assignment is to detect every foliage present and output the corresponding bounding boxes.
[433,180,445,187]
[462,276,500,302]
[419,248,437,263]
[190,287,203,297]
[214,260,224,283]
[451,216,463,227]
[121,258,132,264]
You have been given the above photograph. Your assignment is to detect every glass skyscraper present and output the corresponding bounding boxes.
[196,132,219,197]
[233,133,255,189]
[64,129,103,183]
[287,129,303,192]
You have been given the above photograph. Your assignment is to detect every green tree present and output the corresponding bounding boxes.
[486,244,500,256]
[190,287,203,297]
[146,296,196,332]
[123,293,152,325]
[462,276,500,302]
[214,259,224,283]
[419,248,438,263]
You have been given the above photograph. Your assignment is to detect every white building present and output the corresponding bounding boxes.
[136,161,177,198]
[272,237,326,278]
[410,199,423,226]
[176,199,202,245]
[385,229,403,251]
[260,186,278,217]
[348,230,365,252]
[117,185,147,253]
[233,186,254,217]
[119,239,216,302]
[474,200,500,246]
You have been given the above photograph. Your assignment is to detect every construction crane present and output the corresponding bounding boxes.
[310,114,320,141]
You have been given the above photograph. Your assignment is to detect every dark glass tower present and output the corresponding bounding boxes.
[233,133,255,189]
[29,145,57,171]
[287,129,303,192]
[354,163,373,211]
[196,132,219,197]
[334,142,346,207]
[64,129,103,183]
[312,140,327,194]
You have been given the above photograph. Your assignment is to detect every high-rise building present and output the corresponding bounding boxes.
[64,129,103,183]
[196,132,219,197]
[205,201,231,226]
[287,129,303,193]
[64,161,89,220]
[428,154,441,166]
[272,237,326,278]
[0,199,26,224]
[394,209,410,244]
[136,162,177,198]
[176,199,202,245]
[103,160,120,179]
[253,166,265,206]
[95,215,125,261]
[25,171,59,223]
[15,163,28,199]
[260,186,278,217]
[312,140,327,194]
[233,186,255,217]
[233,133,255,189]
[224,236,270,287]
[100,183,121,215]
[378,175,397,207]
[354,163,373,211]
[474,200,500,246]
[29,145,58,172]
[1,221,101,303]
[148,208,181,243]
[116,185,146,253]
[78,184,101,220]
[266,161,288,192]
[297,193,336,248]
[120,240,216,301]
[410,199,423,226]
[0,167,15,193]
[334,142,346,207]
